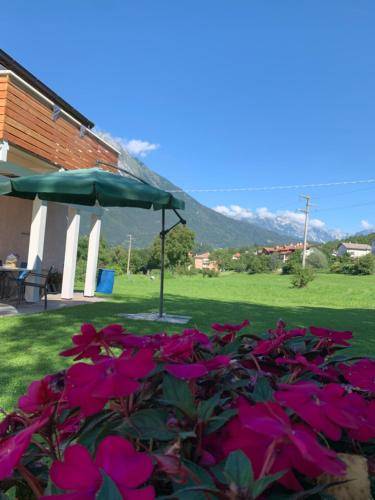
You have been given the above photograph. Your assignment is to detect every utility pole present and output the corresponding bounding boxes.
[299,195,310,268]
[126,234,133,276]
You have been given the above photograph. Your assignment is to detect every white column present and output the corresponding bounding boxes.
[0,140,9,161]
[84,213,102,297]
[61,207,81,299]
[26,197,48,302]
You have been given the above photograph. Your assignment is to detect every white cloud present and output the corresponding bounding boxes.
[122,139,160,158]
[214,205,254,219]
[215,205,326,230]
[214,205,334,232]
[94,131,160,158]
[361,219,373,230]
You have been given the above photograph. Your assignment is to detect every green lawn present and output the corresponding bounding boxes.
[0,272,374,409]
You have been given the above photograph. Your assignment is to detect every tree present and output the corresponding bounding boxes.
[306,249,329,270]
[149,225,195,269]
[282,250,302,275]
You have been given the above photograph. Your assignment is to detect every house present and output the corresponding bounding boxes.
[232,252,241,260]
[194,252,218,271]
[336,242,372,258]
[372,240,375,255]
[259,243,309,263]
[0,49,120,300]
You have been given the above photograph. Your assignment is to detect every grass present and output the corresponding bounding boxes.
[0,272,374,409]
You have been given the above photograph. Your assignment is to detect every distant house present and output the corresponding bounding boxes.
[194,252,218,271]
[372,240,375,255]
[232,252,241,260]
[336,242,372,258]
[259,243,308,263]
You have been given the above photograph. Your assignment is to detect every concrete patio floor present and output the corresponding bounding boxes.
[0,293,106,317]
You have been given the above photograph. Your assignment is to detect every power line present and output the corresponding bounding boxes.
[168,178,375,193]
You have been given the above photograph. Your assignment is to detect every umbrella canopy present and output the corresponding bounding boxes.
[4,167,184,210]
[0,175,12,196]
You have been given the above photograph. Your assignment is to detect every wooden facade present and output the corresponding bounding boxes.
[0,73,119,170]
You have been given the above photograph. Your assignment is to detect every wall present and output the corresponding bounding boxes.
[0,197,67,271]
[0,74,119,171]
[0,196,32,265]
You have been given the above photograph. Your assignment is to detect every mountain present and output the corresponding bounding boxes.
[81,133,291,248]
[213,206,345,244]
[240,213,345,243]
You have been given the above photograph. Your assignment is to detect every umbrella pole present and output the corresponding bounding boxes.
[159,208,166,318]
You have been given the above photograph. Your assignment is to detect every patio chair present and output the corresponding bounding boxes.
[17,266,54,310]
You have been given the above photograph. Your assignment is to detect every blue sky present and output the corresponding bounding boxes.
[2,0,375,234]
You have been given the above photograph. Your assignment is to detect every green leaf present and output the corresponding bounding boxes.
[219,337,243,355]
[224,450,254,490]
[288,480,349,499]
[163,374,196,418]
[129,408,176,440]
[205,408,237,433]
[96,471,122,499]
[252,470,286,498]
[171,460,216,500]
[252,376,274,402]
[198,392,222,422]
[159,485,220,499]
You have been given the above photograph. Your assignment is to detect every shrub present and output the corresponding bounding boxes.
[291,266,315,288]
[330,254,375,275]
[282,250,302,274]
[201,268,219,277]
[352,254,375,275]
[1,319,375,498]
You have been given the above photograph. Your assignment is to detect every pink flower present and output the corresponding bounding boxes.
[66,349,155,416]
[60,324,127,361]
[222,398,345,491]
[344,394,375,442]
[339,359,375,392]
[44,436,154,499]
[0,410,51,480]
[275,382,359,440]
[252,327,305,356]
[18,375,62,414]
[165,355,231,380]
[211,319,249,333]
[310,326,352,347]
[160,329,211,362]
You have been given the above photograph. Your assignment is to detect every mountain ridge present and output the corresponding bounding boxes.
[81,132,292,248]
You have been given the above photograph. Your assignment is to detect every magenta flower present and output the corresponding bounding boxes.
[339,359,375,392]
[343,393,375,442]
[0,410,51,480]
[60,323,127,361]
[160,329,211,362]
[165,355,231,380]
[18,375,62,414]
[222,398,345,491]
[275,382,359,440]
[211,319,250,333]
[252,327,305,356]
[66,349,155,416]
[310,326,352,348]
[44,436,154,499]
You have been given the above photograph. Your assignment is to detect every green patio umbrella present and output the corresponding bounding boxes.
[7,167,184,210]
[0,175,12,195]
[1,167,186,317]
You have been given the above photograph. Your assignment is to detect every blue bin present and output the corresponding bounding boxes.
[96,269,115,294]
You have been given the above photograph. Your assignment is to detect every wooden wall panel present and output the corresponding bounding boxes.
[0,75,118,170]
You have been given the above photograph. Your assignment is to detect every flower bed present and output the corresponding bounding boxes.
[0,319,374,498]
